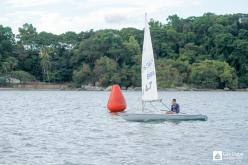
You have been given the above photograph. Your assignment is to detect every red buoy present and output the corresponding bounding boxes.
[107,84,126,112]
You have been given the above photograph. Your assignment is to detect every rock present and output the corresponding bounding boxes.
[224,87,230,91]
[163,88,177,91]
[81,85,103,91]
[95,82,100,87]
[9,78,21,84]
[134,87,142,91]
[127,87,135,91]
[176,86,190,91]
[105,86,112,91]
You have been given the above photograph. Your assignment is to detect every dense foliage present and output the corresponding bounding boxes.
[0,13,248,89]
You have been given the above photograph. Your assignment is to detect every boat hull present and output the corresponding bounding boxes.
[121,113,208,122]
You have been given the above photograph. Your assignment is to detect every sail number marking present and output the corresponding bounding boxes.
[143,59,154,70]
[147,71,154,79]
[143,57,155,91]
[145,81,152,91]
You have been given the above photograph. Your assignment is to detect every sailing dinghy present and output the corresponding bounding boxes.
[122,14,207,122]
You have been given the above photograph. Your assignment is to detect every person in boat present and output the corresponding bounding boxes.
[166,99,180,114]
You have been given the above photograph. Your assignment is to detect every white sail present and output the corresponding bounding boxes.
[142,14,159,101]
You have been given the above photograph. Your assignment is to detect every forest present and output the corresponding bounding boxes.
[0,13,248,89]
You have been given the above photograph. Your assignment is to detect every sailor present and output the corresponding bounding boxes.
[166,99,180,114]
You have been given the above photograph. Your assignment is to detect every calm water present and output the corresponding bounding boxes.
[0,91,247,165]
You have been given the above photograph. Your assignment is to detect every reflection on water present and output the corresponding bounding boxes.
[0,91,247,165]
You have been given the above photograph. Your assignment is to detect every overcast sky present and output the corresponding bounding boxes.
[0,0,247,34]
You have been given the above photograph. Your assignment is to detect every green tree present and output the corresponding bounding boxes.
[190,60,238,89]
[10,70,36,83]
[0,25,15,61]
[167,14,183,32]
[72,63,92,86]
[1,57,18,74]
[229,39,248,87]
[93,56,120,87]
[0,13,247,88]
[156,59,188,88]
[37,31,58,46]
[179,43,206,63]
[39,47,53,82]
[60,31,78,45]
[123,36,141,65]
[72,37,103,66]
[17,23,38,50]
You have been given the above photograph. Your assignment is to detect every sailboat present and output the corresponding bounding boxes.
[122,14,207,122]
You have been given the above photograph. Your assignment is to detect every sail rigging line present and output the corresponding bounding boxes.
[161,101,188,114]
[135,97,143,111]
[150,102,160,112]
[161,101,171,111]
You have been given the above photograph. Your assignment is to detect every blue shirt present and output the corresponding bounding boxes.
[171,103,180,113]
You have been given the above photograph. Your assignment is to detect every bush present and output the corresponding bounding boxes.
[10,70,36,83]
[0,77,7,86]
[93,56,120,87]
[190,60,238,89]
[156,59,189,88]
[72,64,92,86]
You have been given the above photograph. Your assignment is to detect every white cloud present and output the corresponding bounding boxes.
[0,0,208,34]
[2,0,200,33]
[6,0,62,8]
[105,14,127,24]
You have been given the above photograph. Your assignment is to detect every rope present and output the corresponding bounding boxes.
[135,97,143,111]
[161,101,171,111]
[150,102,160,111]
[140,98,188,115]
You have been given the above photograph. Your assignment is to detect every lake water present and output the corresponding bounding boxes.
[0,91,247,165]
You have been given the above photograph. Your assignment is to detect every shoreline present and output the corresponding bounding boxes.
[0,87,247,92]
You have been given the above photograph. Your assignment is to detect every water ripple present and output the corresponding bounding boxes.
[0,91,247,165]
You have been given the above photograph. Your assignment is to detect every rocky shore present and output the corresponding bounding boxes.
[1,84,248,91]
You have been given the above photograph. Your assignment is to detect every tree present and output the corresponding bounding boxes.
[94,31,124,63]
[17,23,38,50]
[0,25,15,61]
[120,28,142,46]
[190,60,238,89]
[10,70,36,83]
[179,43,205,63]
[229,39,248,87]
[71,37,103,66]
[123,36,141,65]
[72,63,92,86]
[37,31,58,46]
[39,47,53,82]
[59,31,78,45]
[93,56,120,87]
[156,59,188,88]
[167,14,183,32]
[0,13,247,88]
[1,57,18,74]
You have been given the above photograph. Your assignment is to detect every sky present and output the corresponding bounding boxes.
[0,0,247,34]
